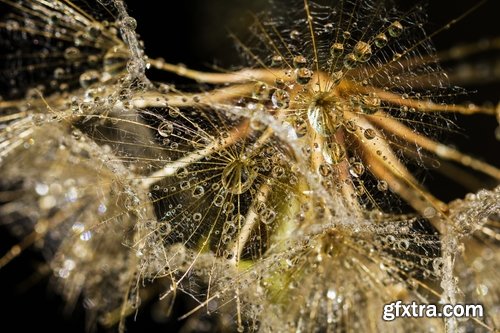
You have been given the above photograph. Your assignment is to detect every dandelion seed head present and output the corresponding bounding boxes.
[0,0,499,332]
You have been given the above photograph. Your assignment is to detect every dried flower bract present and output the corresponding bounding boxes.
[0,0,499,332]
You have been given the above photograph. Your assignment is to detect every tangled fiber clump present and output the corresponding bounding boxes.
[0,0,499,332]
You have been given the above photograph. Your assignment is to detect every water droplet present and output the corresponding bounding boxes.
[388,21,403,37]
[5,20,20,31]
[385,235,396,245]
[271,89,290,109]
[343,53,357,69]
[261,208,276,225]
[168,106,180,118]
[272,165,286,178]
[98,203,107,214]
[32,113,46,126]
[192,185,205,198]
[397,239,409,251]
[353,41,372,62]
[252,83,268,100]
[63,47,81,61]
[271,55,284,67]
[323,141,346,164]
[221,159,257,194]
[121,16,137,30]
[176,167,188,179]
[349,162,365,178]
[158,121,174,137]
[246,101,265,113]
[290,30,301,40]
[363,128,376,140]
[392,53,402,61]
[78,102,92,114]
[374,33,388,48]
[423,206,436,218]
[319,163,332,177]
[360,94,381,114]
[126,60,140,75]
[232,214,245,227]
[324,23,334,32]
[250,118,266,131]
[86,24,101,38]
[53,67,65,79]
[80,230,92,241]
[213,194,225,207]
[377,180,388,191]
[330,43,344,57]
[293,55,307,68]
[307,99,342,136]
[476,284,489,296]
[275,78,286,89]
[180,180,190,190]
[35,183,49,196]
[79,70,101,88]
[326,289,337,300]
[343,119,357,133]
[296,67,313,84]
[72,223,85,234]
[294,117,308,136]
[223,202,235,215]
[72,130,82,140]
[432,258,444,274]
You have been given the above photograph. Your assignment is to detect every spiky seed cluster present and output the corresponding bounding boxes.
[0,1,499,332]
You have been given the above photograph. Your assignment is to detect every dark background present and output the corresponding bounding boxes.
[1,0,499,332]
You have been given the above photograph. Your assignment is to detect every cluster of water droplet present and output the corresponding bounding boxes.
[1,0,499,332]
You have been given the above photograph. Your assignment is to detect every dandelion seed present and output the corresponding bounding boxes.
[0,0,499,332]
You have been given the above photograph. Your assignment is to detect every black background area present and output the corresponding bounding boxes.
[0,0,499,332]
